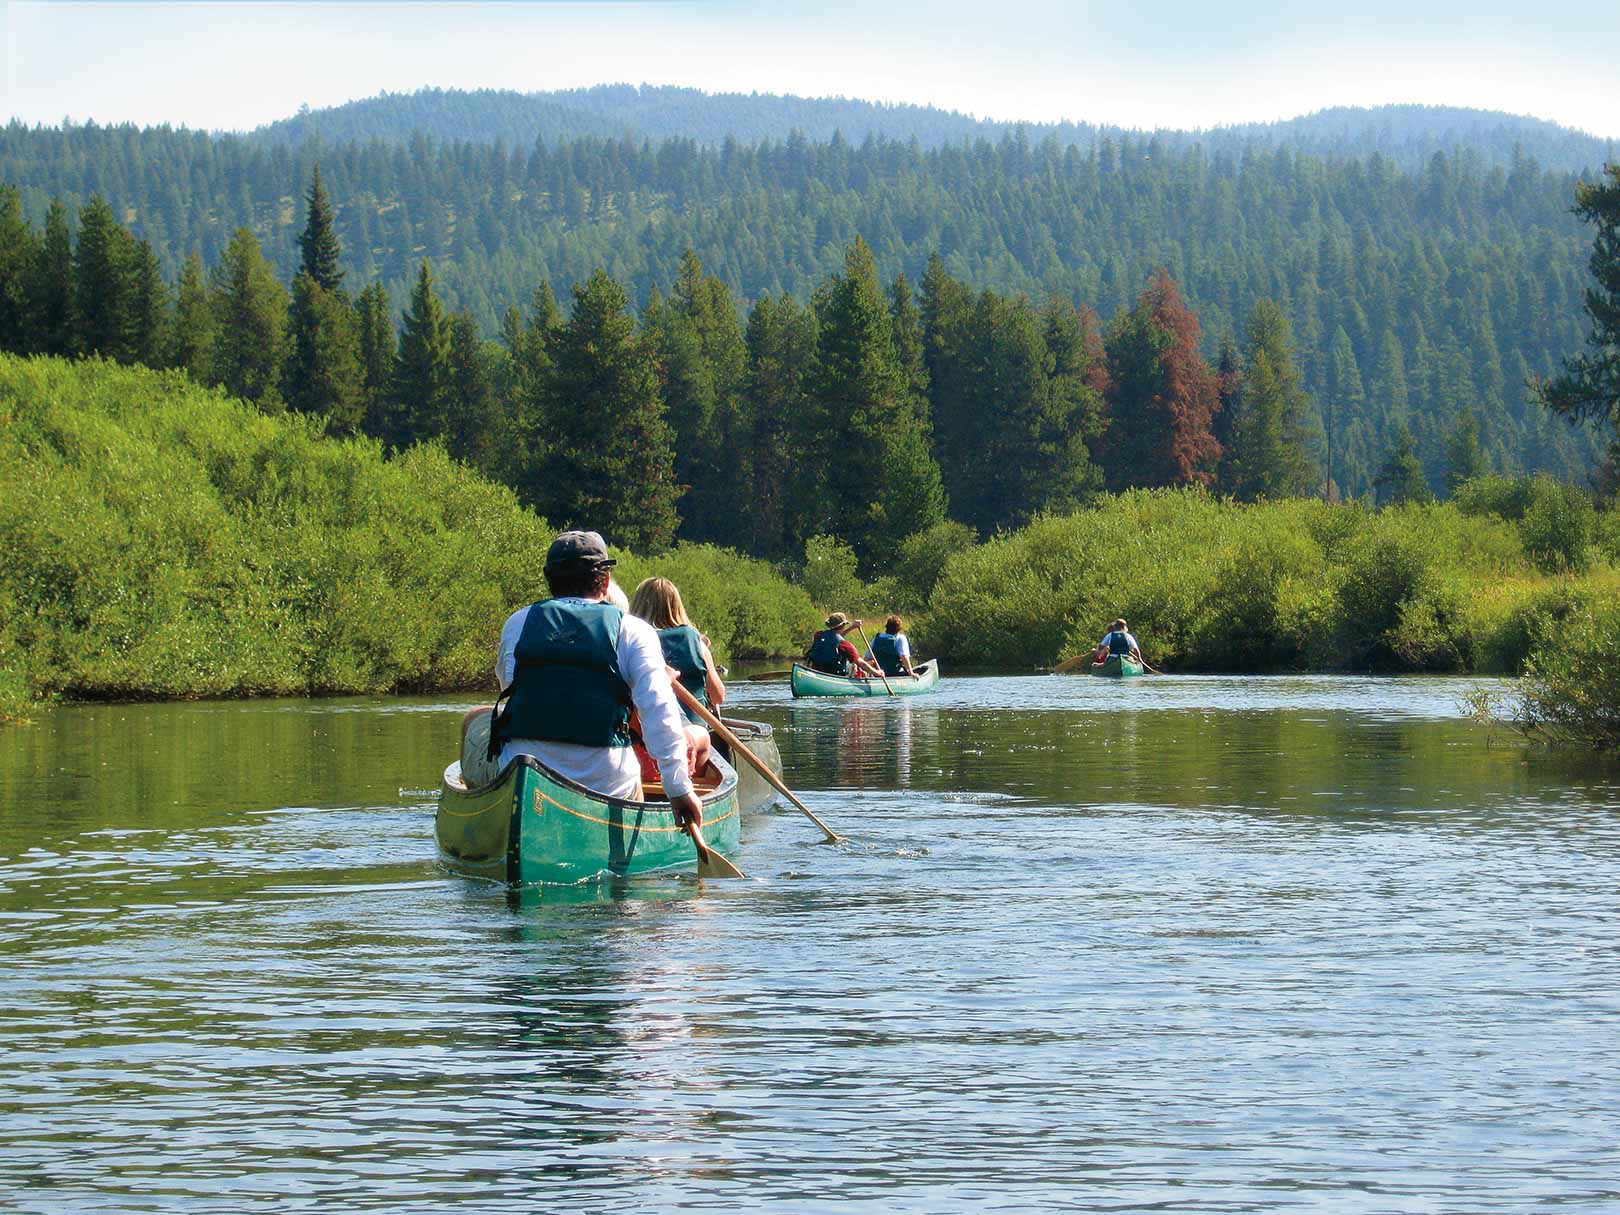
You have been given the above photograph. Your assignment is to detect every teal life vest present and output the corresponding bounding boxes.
[494,599,632,750]
[658,624,709,724]
[871,631,904,676]
[1108,630,1131,656]
[807,629,849,675]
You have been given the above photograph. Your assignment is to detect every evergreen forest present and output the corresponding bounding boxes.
[1,91,1615,531]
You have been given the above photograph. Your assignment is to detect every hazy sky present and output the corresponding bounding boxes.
[4,0,1618,136]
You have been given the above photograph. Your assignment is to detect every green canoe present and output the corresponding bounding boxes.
[789,659,941,698]
[437,750,742,886]
[1090,654,1145,678]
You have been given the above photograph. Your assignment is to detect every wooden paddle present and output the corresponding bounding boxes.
[853,622,896,696]
[670,680,845,845]
[1052,652,1096,675]
[685,816,746,879]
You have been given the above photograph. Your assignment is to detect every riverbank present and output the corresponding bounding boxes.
[0,355,818,721]
[6,354,1619,753]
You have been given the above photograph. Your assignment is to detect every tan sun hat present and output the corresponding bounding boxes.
[825,612,849,629]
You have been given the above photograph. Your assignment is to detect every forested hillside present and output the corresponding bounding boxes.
[245,86,1616,173]
[2,112,1606,488]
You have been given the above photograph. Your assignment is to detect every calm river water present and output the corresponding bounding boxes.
[2,675,1618,1212]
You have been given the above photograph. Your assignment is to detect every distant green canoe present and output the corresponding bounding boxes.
[1090,654,1145,678]
[789,659,941,698]
[437,750,742,886]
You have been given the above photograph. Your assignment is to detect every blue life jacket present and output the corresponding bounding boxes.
[871,631,904,676]
[808,629,849,675]
[658,624,709,725]
[1108,630,1132,656]
[494,599,632,750]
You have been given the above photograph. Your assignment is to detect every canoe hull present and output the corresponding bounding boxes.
[437,753,741,885]
[789,660,941,698]
[1090,654,1145,678]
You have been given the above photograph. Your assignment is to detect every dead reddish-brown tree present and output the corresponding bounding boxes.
[1101,269,1223,490]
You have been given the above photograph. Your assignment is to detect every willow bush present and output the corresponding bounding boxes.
[0,355,813,715]
[1518,603,1620,754]
[917,487,1616,674]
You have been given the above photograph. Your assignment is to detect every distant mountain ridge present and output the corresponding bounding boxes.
[245,85,1617,172]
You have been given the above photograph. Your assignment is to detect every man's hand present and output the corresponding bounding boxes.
[671,791,704,830]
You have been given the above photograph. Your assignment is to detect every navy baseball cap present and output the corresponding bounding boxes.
[544,530,617,572]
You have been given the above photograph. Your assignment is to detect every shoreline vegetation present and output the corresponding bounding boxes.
[5,352,1618,754]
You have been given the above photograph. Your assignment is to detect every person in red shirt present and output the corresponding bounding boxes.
[805,612,882,678]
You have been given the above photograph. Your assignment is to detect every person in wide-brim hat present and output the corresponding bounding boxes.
[805,611,881,678]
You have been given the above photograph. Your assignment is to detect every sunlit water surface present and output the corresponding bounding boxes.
[2,675,1618,1212]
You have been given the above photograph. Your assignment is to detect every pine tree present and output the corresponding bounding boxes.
[1221,300,1319,501]
[807,237,945,561]
[170,252,217,380]
[544,269,680,552]
[1375,424,1433,506]
[1102,269,1222,490]
[745,291,817,557]
[920,252,974,507]
[890,271,930,424]
[74,195,133,361]
[495,282,559,504]
[653,249,751,546]
[1038,294,1108,511]
[285,272,365,432]
[392,261,453,447]
[126,238,170,368]
[0,186,38,353]
[1325,327,1367,498]
[1535,163,1620,475]
[210,227,289,410]
[446,310,499,471]
[285,166,364,430]
[33,200,75,358]
[355,282,396,438]
[1443,410,1488,495]
[297,166,344,291]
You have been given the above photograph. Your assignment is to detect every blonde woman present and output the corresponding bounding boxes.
[630,577,726,720]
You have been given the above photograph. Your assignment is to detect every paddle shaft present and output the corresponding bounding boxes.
[670,681,844,844]
[853,623,896,695]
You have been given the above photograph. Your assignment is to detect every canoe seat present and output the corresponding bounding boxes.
[640,760,724,803]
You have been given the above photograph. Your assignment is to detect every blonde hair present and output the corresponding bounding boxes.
[630,577,690,629]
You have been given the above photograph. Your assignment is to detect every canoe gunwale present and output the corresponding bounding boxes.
[443,750,738,811]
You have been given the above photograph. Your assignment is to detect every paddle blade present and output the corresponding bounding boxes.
[696,849,747,879]
[686,822,747,879]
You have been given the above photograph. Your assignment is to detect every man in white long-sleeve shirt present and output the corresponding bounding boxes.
[462,530,704,831]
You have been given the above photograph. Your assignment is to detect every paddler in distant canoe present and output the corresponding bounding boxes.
[457,529,704,831]
[805,612,883,679]
[1093,617,1144,667]
[865,614,921,679]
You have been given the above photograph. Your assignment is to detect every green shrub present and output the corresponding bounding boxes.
[615,543,820,662]
[800,534,865,611]
[1520,477,1595,573]
[1519,602,1620,754]
[892,520,978,610]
